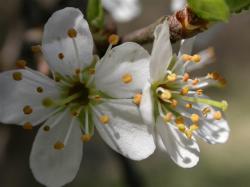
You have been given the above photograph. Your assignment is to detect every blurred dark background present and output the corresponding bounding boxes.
[0,0,250,187]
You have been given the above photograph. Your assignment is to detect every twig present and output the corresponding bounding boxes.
[122,7,208,44]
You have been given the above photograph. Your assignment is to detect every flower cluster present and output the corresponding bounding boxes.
[0,7,229,187]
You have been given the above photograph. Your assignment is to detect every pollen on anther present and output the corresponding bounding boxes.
[167,73,177,82]
[191,54,201,63]
[43,125,50,132]
[67,28,77,38]
[196,89,203,95]
[202,107,211,117]
[23,105,33,115]
[163,112,173,122]
[183,73,190,82]
[54,141,65,150]
[133,93,142,105]
[122,73,133,84]
[16,60,27,69]
[108,34,120,45]
[99,115,109,124]
[171,99,178,107]
[12,72,23,81]
[182,54,192,62]
[190,124,199,131]
[181,87,189,95]
[58,53,64,60]
[191,114,199,123]
[185,103,192,109]
[214,111,222,120]
[177,124,186,132]
[175,117,184,124]
[23,122,33,130]
[185,130,193,139]
[36,86,44,93]
[192,78,199,85]
[81,134,92,143]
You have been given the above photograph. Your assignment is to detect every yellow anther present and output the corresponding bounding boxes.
[160,90,172,100]
[163,112,173,122]
[81,134,92,143]
[185,103,192,109]
[23,105,33,115]
[181,87,189,95]
[133,93,142,105]
[214,111,222,120]
[167,73,177,82]
[196,89,203,95]
[202,107,211,117]
[191,54,201,63]
[182,73,190,82]
[23,122,33,130]
[175,117,184,124]
[12,72,23,81]
[16,60,27,69]
[207,72,220,80]
[192,78,199,85]
[177,124,186,132]
[31,45,42,54]
[190,114,199,123]
[43,125,50,132]
[182,54,192,62]
[36,86,44,93]
[190,124,199,131]
[67,28,77,38]
[122,73,133,84]
[54,141,65,150]
[99,115,109,124]
[185,130,193,139]
[88,68,96,75]
[218,77,227,86]
[171,99,178,107]
[58,53,65,60]
[108,34,119,45]
[93,95,101,101]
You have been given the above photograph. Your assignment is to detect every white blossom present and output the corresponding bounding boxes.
[171,0,186,12]
[0,7,155,187]
[140,21,230,168]
[102,0,141,22]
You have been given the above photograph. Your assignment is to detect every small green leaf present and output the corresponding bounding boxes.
[187,0,230,21]
[87,0,104,29]
[225,0,250,13]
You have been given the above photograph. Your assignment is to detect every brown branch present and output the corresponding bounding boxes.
[122,7,209,44]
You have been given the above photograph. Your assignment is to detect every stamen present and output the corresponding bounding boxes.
[99,115,109,124]
[160,90,172,100]
[192,78,199,85]
[190,124,199,131]
[16,60,27,69]
[108,34,120,45]
[191,54,201,63]
[196,89,203,95]
[190,114,199,123]
[183,73,190,82]
[58,53,65,60]
[185,130,193,139]
[122,73,133,84]
[181,87,189,95]
[12,72,23,81]
[185,103,192,109]
[88,68,96,75]
[175,117,184,124]
[171,99,178,107]
[54,141,65,150]
[81,134,92,143]
[36,86,44,93]
[214,111,222,120]
[163,112,173,122]
[23,105,33,115]
[167,73,177,82]
[31,45,42,54]
[133,93,142,105]
[177,123,186,132]
[43,125,50,132]
[182,54,192,62]
[23,122,33,130]
[207,72,220,80]
[181,96,228,111]
[67,28,77,38]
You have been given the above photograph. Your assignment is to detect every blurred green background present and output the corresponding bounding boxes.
[0,0,250,187]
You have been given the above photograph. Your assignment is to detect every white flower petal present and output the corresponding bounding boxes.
[171,0,186,12]
[156,117,200,168]
[0,70,59,126]
[102,0,141,22]
[139,82,155,126]
[95,42,150,98]
[42,7,93,76]
[91,99,155,160]
[150,21,172,82]
[30,111,83,187]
